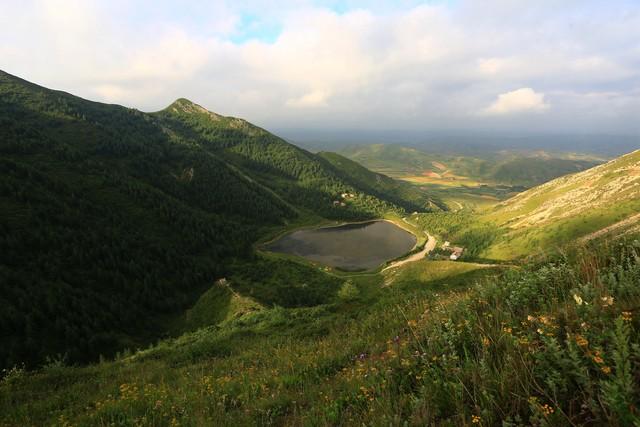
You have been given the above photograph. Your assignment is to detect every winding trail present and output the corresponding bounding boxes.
[381,232,436,272]
[578,212,640,243]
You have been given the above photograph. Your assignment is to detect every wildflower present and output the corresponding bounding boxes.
[539,316,552,325]
[527,315,535,322]
[471,414,481,424]
[502,327,512,334]
[580,322,589,330]
[622,311,633,322]
[573,294,583,305]
[407,319,418,328]
[592,355,604,364]
[601,366,611,374]
[575,334,589,347]
[601,296,614,306]
[541,403,554,416]
[481,336,490,347]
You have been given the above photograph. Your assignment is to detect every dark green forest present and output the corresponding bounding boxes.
[0,71,432,369]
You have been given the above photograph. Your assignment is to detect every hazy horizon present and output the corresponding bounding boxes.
[275,127,639,157]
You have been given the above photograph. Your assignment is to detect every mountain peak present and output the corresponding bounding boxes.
[172,97,196,106]
[165,98,223,120]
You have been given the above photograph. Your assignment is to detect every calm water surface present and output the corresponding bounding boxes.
[266,220,416,271]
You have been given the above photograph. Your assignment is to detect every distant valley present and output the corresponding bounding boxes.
[339,144,602,211]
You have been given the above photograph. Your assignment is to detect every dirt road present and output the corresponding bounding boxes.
[381,233,436,272]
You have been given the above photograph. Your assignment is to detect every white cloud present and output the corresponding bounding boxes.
[483,88,550,116]
[92,84,128,102]
[286,90,330,108]
[0,0,638,133]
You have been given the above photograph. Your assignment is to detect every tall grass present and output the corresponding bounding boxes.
[2,241,640,426]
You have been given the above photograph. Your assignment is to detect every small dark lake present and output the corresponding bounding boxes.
[265,220,416,271]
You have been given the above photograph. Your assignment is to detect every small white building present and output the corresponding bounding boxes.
[449,247,464,261]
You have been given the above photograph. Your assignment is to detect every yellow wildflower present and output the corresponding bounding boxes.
[471,414,481,424]
[573,294,583,305]
[601,366,611,374]
[541,403,554,416]
[601,296,614,306]
[575,334,589,347]
[539,316,552,325]
[622,311,633,322]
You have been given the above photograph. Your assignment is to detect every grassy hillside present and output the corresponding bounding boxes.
[0,70,425,369]
[483,150,640,259]
[3,239,640,425]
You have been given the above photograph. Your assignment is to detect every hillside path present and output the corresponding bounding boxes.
[381,233,436,272]
[578,212,640,243]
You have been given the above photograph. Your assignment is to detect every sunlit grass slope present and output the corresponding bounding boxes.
[483,150,640,259]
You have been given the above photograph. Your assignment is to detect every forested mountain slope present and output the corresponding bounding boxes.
[0,70,426,368]
[317,151,445,210]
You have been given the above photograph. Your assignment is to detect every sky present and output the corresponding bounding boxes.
[1,0,639,135]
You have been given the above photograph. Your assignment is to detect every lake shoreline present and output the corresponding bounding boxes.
[257,217,419,249]
[260,219,418,271]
